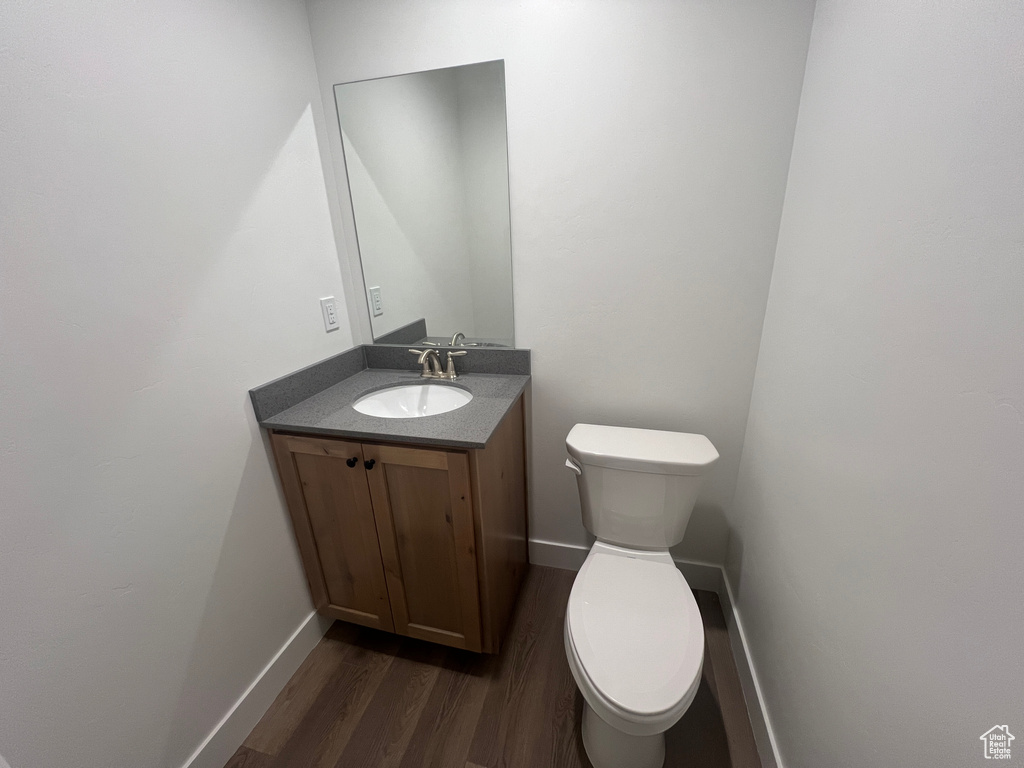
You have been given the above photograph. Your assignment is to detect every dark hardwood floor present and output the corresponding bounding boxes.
[225,565,761,768]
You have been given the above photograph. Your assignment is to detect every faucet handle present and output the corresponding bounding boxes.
[444,350,467,379]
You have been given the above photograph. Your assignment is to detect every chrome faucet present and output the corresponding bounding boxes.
[409,348,443,378]
[450,332,466,347]
[409,348,467,380]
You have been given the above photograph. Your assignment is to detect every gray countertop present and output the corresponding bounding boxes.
[259,368,530,449]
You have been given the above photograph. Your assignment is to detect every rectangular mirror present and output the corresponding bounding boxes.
[334,60,514,347]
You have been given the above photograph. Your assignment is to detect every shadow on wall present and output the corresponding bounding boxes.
[721,448,764,604]
[160,412,313,767]
[0,87,347,766]
[672,501,729,566]
[148,101,346,767]
[725,527,746,600]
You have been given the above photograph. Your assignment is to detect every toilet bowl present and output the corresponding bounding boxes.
[564,424,719,768]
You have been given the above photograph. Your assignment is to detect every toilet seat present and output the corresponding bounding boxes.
[565,542,704,736]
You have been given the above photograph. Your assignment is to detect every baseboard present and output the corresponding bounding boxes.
[528,538,783,768]
[672,558,724,593]
[528,538,590,570]
[179,610,332,768]
[719,575,784,768]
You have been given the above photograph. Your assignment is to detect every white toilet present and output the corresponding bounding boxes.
[563,423,719,768]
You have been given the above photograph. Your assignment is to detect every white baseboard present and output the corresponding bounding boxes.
[528,538,783,768]
[672,558,724,593]
[179,610,332,768]
[528,538,590,570]
[718,574,783,768]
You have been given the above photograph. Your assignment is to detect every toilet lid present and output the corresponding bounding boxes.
[567,549,704,718]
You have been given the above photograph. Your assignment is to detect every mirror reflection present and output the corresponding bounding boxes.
[335,60,514,346]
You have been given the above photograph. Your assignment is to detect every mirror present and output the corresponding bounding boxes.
[334,61,514,347]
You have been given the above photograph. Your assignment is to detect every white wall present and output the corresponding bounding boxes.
[0,2,350,767]
[728,2,1024,766]
[306,0,817,563]
[337,70,478,337]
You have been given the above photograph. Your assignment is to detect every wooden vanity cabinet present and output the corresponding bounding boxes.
[269,398,527,654]
[269,436,394,632]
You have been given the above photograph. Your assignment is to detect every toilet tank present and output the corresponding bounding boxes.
[565,424,719,550]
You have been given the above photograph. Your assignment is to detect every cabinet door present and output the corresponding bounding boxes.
[270,434,394,631]
[362,444,482,651]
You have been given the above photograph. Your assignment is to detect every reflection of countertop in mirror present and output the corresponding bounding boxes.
[250,345,530,449]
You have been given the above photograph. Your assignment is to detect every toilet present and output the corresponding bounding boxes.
[563,423,719,768]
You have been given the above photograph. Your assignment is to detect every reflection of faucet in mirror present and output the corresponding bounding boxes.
[414,335,505,348]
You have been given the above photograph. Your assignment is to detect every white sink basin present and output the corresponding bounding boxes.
[353,384,473,418]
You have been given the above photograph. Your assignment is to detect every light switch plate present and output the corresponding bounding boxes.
[320,296,340,332]
[369,286,384,317]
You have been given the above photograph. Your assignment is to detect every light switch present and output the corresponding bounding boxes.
[320,296,340,332]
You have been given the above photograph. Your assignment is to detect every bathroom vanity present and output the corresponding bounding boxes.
[251,57,527,654]
[250,346,530,654]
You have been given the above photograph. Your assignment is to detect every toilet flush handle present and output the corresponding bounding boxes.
[565,457,583,475]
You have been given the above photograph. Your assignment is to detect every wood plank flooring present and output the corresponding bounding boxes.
[226,565,761,768]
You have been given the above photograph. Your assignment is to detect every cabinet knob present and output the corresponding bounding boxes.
[346,457,358,468]
[364,459,376,470]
